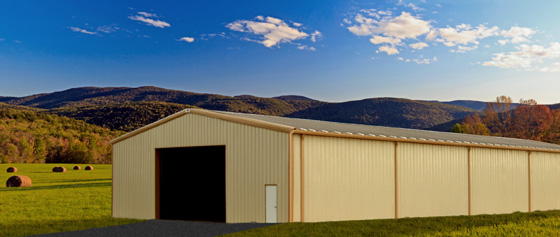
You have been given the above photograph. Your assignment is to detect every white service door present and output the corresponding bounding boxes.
[265,185,277,223]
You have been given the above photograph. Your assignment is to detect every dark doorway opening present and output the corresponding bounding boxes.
[157,146,226,222]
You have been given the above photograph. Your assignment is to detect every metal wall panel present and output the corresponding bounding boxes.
[471,148,529,215]
[398,143,469,218]
[303,135,395,222]
[531,151,560,211]
[113,113,289,223]
[292,134,301,222]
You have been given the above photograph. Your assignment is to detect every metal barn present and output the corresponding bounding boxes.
[111,108,560,223]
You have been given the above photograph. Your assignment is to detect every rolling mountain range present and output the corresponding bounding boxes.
[2,86,557,133]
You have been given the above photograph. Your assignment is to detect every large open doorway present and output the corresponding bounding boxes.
[156,146,226,222]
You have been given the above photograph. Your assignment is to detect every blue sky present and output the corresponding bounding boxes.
[1,0,560,103]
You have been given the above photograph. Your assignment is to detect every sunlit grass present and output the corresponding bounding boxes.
[0,164,143,237]
[226,210,560,236]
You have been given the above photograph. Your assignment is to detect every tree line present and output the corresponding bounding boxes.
[452,96,560,144]
[0,108,123,164]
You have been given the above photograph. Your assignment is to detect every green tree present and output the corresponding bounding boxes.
[34,137,47,163]
[451,123,464,133]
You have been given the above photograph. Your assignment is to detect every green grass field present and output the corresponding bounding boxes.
[0,164,143,237]
[3,164,560,236]
[227,210,560,236]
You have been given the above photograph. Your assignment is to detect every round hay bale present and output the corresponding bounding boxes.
[7,167,17,173]
[6,175,32,187]
[85,166,94,171]
[52,166,67,172]
[73,166,81,170]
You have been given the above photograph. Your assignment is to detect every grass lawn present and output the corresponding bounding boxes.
[226,211,560,236]
[0,163,143,237]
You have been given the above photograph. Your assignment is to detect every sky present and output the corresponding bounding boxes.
[1,0,560,104]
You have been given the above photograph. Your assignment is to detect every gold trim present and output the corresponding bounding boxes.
[300,134,305,222]
[110,110,188,144]
[468,147,472,216]
[528,151,532,212]
[155,149,160,219]
[288,131,294,222]
[189,109,295,133]
[394,141,399,219]
[293,130,560,154]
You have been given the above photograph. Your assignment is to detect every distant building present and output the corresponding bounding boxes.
[111,109,560,223]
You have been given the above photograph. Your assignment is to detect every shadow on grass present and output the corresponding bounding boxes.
[0,181,111,192]
[55,178,112,183]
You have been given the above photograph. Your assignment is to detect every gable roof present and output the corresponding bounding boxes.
[111,108,560,152]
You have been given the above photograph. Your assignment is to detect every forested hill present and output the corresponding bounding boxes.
[286,98,477,129]
[0,86,483,131]
[50,101,196,132]
[0,86,326,116]
[0,107,123,164]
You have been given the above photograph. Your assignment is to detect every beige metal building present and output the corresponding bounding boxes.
[111,108,560,223]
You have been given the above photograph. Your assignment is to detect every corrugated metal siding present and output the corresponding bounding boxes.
[292,134,302,222]
[113,113,289,223]
[398,143,469,218]
[303,135,395,222]
[112,135,156,219]
[531,151,560,211]
[471,148,529,215]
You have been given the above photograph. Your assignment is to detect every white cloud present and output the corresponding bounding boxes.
[129,15,170,28]
[137,12,157,18]
[360,9,381,18]
[498,39,509,46]
[347,12,432,39]
[178,37,195,43]
[438,24,499,46]
[97,25,119,33]
[538,62,560,73]
[226,16,311,48]
[482,52,532,69]
[377,45,399,55]
[69,27,97,35]
[414,56,437,64]
[397,0,424,11]
[410,42,429,49]
[297,45,316,51]
[310,30,322,42]
[265,16,283,25]
[377,12,432,39]
[347,11,432,55]
[425,30,438,41]
[414,58,430,64]
[369,35,401,45]
[451,45,479,53]
[378,10,392,16]
[499,26,536,44]
[483,42,560,71]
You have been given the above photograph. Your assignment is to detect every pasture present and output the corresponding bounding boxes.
[0,164,142,236]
